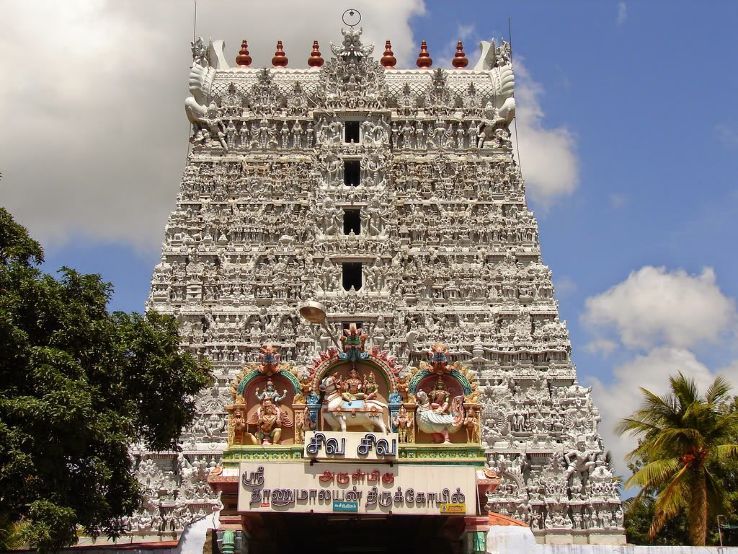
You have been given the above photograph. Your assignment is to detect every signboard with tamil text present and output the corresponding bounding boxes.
[304,431,398,461]
[238,462,476,516]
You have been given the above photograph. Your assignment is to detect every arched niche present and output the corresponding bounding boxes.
[231,370,301,445]
[310,356,400,433]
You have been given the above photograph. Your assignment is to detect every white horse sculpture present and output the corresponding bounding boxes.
[415,390,465,443]
[319,375,389,433]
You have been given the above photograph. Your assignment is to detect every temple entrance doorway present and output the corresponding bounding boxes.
[242,513,464,554]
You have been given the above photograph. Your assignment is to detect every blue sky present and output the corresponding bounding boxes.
[5,0,738,468]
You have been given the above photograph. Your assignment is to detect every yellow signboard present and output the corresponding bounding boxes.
[439,503,466,514]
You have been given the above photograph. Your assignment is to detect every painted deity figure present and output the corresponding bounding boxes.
[464,407,480,443]
[427,377,450,414]
[255,379,287,405]
[246,382,293,445]
[340,322,368,363]
[252,398,282,445]
[363,371,379,400]
[341,368,365,402]
[393,405,413,443]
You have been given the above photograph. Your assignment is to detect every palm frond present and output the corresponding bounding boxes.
[649,463,690,538]
[625,457,680,489]
[671,372,699,407]
[712,443,738,461]
[705,375,733,404]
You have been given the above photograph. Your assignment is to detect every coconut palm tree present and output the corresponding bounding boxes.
[617,372,738,545]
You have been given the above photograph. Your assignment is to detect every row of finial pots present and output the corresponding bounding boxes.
[235,39,470,69]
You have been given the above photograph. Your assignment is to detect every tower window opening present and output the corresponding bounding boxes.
[342,262,362,291]
[344,160,360,186]
[344,121,360,143]
[343,209,361,235]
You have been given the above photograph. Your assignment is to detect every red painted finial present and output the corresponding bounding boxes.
[308,40,324,67]
[381,40,397,68]
[452,40,468,68]
[272,40,288,67]
[236,40,252,67]
[416,40,432,68]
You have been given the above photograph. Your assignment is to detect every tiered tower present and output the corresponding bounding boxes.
[135,25,624,545]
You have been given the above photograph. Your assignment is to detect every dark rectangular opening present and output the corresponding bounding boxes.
[344,160,360,186]
[344,121,360,143]
[343,209,361,235]
[342,262,362,291]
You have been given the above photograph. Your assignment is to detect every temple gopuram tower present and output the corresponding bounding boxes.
[135,19,624,549]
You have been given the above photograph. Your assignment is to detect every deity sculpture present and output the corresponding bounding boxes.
[393,405,413,443]
[319,371,389,433]
[427,377,451,414]
[340,368,365,401]
[242,377,293,445]
[415,388,464,444]
[255,379,287,405]
[476,99,516,149]
[563,441,597,485]
[247,398,291,445]
[363,371,379,400]
[340,322,368,364]
[463,406,480,444]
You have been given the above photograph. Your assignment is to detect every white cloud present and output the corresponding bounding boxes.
[585,338,617,356]
[512,62,579,206]
[554,275,577,296]
[589,347,726,476]
[0,0,425,250]
[616,2,628,26]
[583,266,736,350]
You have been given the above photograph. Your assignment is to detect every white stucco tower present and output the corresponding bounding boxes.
[136,24,624,545]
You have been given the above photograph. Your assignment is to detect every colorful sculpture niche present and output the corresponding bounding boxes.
[407,342,483,445]
[319,369,389,433]
[245,389,292,445]
[296,336,482,445]
[415,377,465,444]
[227,343,302,446]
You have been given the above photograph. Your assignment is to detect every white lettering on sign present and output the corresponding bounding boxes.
[237,462,477,516]
[304,431,397,461]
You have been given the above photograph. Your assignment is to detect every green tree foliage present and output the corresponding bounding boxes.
[623,461,689,545]
[617,372,738,545]
[0,208,211,551]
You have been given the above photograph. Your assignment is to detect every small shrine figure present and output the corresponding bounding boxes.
[393,405,413,443]
[363,372,379,400]
[340,322,368,364]
[294,407,307,443]
[255,379,287,404]
[396,373,410,401]
[427,376,450,414]
[230,404,248,445]
[428,342,451,374]
[341,368,364,401]
[258,343,281,375]
[463,406,480,443]
[248,398,291,445]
